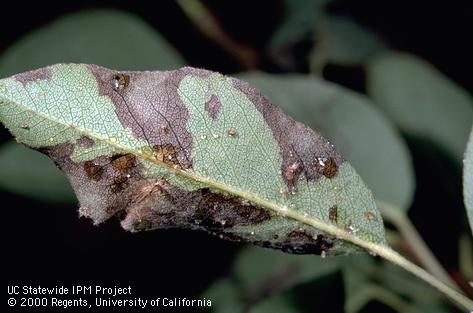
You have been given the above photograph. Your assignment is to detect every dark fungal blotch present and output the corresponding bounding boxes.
[153,143,180,167]
[282,232,334,255]
[255,231,334,255]
[329,205,338,222]
[111,154,136,171]
[110,175,129,193]
[110,73,130,91]
[195,189,272,229]
[84,161,103,181]
[314,157,338,178]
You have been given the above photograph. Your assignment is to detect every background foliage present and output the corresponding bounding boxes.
[1,1,471,312]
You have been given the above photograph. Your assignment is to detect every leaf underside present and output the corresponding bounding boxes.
[0,64,386,256]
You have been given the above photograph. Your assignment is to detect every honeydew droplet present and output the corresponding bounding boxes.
[348,224,358,234]
[250,231,255,235]
[333,185,342,192]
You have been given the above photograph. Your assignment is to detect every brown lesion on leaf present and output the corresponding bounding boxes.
[255,231,334,255]
[153,144,180,168]
[329,205,338,223]
[284,162,301,181]
[111,154,136,171]
[366,212,375,221]
[195,189,272,229]
[110,73,130,91]
[110,175,130,193]
[84,161,104,181]
[119,179,180,232]
[14,67,52,86]
[314,157,338,178]
[204,94,221,120]
[283,231,334,255]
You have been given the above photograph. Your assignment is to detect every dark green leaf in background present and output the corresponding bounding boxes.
[0,142,75,203]
[0,9,186,77]
[367,52,473,162]
[312,16,387,68]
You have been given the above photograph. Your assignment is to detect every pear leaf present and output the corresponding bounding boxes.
[0,64,386,256]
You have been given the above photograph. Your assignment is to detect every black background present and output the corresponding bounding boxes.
[1,1,472,312]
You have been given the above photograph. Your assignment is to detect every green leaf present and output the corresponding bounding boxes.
[268,0,330,69]
[314,17,387,66]
[0,64,386,256]
[367,52,473,161]
[343,255,444,313]
[464,126,473,235]
[201,279,245,313]
[237,72,414,212]
[0,141,75,203]
[248,293,299,313]
[0,9,185,77]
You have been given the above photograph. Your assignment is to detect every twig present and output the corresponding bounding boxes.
[176,0,258,70]
[377,200,461,292]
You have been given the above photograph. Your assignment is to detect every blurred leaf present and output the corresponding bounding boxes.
[0,141,75,203]
[311,16,387,68]
[268,0,330,69]
[464,127,473,235]
[342,256,373,313]
[343,255,443,313]
[0,9,185,77]
[201,278,245,313]
[234,246,340,293]
[367,52,473,162]
[238,72,414,211]
[248,292,299,313]
[405,302,453,313]
[459,233,473,279]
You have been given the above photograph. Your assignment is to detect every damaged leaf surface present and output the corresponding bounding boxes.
[0,64,386,256]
